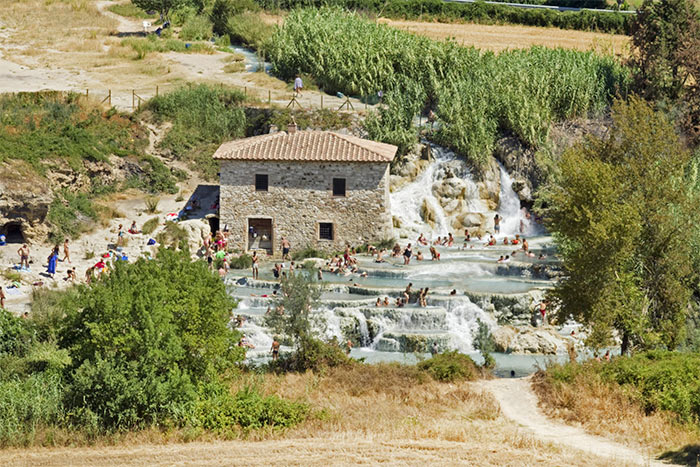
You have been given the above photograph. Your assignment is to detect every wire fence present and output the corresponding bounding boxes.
[49,85,376,114]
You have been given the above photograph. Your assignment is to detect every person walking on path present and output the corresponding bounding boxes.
[294,75,303,95]
[17,244,30,271]
[46,246,59,279]
[281,237,291,261]
[62,238,71,264]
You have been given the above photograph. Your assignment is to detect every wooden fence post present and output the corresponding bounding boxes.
[321,94,323,109]
[108,90,111,107]
[156,85,159,97]
[132,90,135,111]
[268,90,271,106]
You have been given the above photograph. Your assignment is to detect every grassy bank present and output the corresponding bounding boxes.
[533,352,700,459]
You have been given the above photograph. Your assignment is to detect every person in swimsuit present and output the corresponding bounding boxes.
[281,237,291,260]
[62,239,71,264]
[17,244,30,270]
[403,243,412,265]
[251,251,259,279]
[271,339,280,360]
[494,214,501,234]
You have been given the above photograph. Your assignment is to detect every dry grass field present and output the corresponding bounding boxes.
[532,370,700,458]
[2,366,622,466]
[377,18,631,56]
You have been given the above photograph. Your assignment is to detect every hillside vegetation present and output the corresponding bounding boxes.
[266,8,630,165]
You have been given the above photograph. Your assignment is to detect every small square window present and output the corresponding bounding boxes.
[332,178,346,197]
[255,174,268,191]
[319,222,334,240]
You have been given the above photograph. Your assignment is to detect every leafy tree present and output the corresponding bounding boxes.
[539,97,700,354]
[264,272,322,351]
[132,0,189,19]
[60,248,243,428]
[631,0,700,143]
[473,319,496,369]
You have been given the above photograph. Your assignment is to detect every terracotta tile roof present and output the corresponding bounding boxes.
[213,130,397,163]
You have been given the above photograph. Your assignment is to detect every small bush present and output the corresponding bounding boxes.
[418,350,481,382]
[194,382,308,430]
[211,0,260,36]
[0,308,33,356]
[141,216,160,235]
[225,12,274,49]
[180,15,213,41]
[145,196,160,213]
[272,338,352,372]
[229,254,253,269]
[292,246,327,260]
[107,3,157,19]
[156,221,188,249]
[47,190,98,243]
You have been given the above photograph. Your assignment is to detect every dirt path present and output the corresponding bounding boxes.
[476,377,669,466]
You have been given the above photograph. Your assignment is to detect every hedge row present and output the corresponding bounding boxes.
[257,0,632,34]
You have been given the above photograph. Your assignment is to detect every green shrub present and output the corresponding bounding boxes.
[30,287,81,342]
[0,308,33,357]
[145,196,160,213]
[121,36,213,59]
[225,12,274,48]
[142,217,160,235]
[418,350,481,382]
[59,249,243,429]
[156,221,188,248]
[0,92,147,172]
[48,190,99,243]
[292,246,327,260]
[272,338,352,372]
[600,351,700,424]
[180,15,213,41]
[211,0,260,36]
[0,373,66,447]
[229,254,253,269]
[142,84,246,179]
[194,382,308,430]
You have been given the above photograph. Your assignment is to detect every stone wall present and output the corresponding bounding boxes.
[219,160,393,253]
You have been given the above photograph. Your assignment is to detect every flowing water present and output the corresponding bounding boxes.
[227,145,565,376]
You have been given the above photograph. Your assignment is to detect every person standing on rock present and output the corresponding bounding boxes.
[431,341,439,356]
[251,251,259,280]
[270,338,280,361]
[62,239,71,264]
[494,214,502,234]
[17,244,30,271]
[281,237,291,261]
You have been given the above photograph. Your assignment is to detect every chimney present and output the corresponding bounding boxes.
[287,117,297,134]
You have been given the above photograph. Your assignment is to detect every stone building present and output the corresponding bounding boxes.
[214,125,397,254]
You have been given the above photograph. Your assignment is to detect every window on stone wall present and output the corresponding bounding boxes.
[332,178,346,197]
[255,174,268,192]
[319,222,334,240]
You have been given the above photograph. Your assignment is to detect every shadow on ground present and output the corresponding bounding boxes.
[659,444,700,466]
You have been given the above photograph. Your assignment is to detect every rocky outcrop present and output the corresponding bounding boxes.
[493,325,568,355]
[493,118,611,204]
[0,156,146,243]
[389,143,431,192]
[178,219,211,254]
[0,166,53,241]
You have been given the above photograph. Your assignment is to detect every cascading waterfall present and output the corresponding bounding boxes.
[496,162,543,237]
[444,297,496,351]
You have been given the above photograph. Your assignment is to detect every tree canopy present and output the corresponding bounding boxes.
[539,97,700,354]
[59,248,243,428]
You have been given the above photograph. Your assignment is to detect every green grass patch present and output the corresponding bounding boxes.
[141,84,246,180]
[0,92,147,172]
[107,3,158,19]
[141,217,160,235]
[121,36,213,60]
